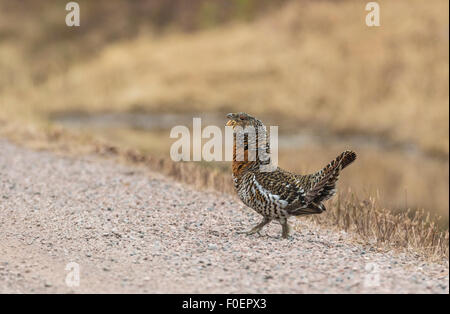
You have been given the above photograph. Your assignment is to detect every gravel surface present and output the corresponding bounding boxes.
[0,139,448,293]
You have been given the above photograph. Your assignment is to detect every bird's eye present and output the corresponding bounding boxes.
[239,114,248,120]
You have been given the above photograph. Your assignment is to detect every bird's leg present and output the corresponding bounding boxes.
[281,219,292,239]
[238,217,271,235]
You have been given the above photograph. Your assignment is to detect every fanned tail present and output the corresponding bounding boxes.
[339,150,357,170]
[305,150,357,204]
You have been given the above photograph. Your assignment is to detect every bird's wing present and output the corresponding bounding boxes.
[252,169,308,209]
[250,151,356,215]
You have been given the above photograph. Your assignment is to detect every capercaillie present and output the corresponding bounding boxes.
[226,112,357,238]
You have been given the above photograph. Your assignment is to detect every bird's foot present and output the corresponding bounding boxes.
[281,222,292,239]
[236,227,262,236]
[237,218,271,236]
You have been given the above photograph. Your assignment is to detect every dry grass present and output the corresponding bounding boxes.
[312,193,449,260]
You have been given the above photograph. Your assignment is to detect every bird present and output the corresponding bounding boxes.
[226,112,357,238]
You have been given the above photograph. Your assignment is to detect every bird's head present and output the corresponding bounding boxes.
[226,112,264,129]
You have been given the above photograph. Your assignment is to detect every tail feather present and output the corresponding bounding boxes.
[289,202,326,216]
[305,150,357,203]
[339,150,357,170]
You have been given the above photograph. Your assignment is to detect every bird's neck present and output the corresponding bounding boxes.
[232,126,271,177]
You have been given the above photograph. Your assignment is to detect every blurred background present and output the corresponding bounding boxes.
[0,0,448,226]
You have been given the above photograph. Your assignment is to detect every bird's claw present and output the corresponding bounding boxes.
[236,229,262,236]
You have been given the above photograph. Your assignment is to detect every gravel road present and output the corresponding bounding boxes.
[0,139,448,293]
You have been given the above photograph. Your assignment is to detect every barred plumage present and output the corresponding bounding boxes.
[226,112,357,238]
